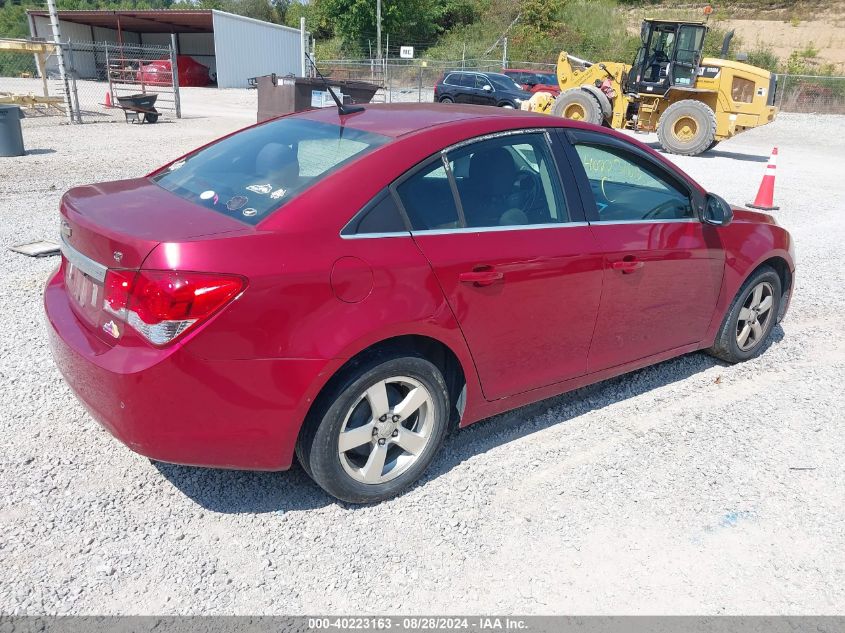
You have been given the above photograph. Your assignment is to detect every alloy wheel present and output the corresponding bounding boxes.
[736,281,775,351]
[337,376,435,485]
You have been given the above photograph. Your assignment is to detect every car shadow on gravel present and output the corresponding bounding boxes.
[155,326,783,512]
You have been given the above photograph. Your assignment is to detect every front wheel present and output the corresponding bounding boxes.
[707,266,782,363]
[551,88,603,125]
[657,100,716,156]
[296,354,450,503]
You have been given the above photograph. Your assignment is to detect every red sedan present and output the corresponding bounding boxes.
[45,104,794,503]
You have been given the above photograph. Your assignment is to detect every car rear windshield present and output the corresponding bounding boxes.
[151,118,390,225]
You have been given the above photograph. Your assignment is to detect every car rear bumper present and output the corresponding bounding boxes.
[44,268,330,471]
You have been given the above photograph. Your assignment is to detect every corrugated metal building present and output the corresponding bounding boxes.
[27,9,306,88]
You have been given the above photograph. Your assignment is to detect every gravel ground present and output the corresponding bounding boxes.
[0,94,843,615]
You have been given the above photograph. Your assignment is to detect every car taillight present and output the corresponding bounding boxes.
[103,269,245,346]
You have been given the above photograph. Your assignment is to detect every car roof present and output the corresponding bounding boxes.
[295,103,548,138]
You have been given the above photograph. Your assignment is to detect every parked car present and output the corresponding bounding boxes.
[46,103,794,504]
[136,55,211,88]
[434,71,532,108]
[503,68,561,96]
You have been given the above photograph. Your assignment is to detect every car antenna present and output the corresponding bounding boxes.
[304,51,365,116]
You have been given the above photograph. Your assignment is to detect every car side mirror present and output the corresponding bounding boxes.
[482,85,492,92]
[702,193,734,227]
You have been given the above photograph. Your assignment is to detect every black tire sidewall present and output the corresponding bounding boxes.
[658,100,716,156]
[713,267,782,363]
[302,355,449,504]
[440,97,454,103]
[552,89,602,125]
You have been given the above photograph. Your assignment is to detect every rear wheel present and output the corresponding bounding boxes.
[439,96,454,104]
[707,266,781,363]
[551,88,603,125]
[296,354,449,503]
[657,100,716,156]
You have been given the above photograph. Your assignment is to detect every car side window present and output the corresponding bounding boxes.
[395,159,460,231]
[443,73,457,86]
[447,133,569,228]
[457,74,474,88]
[475,75,491,90]
[573,144,694,221]
[343,189,407,235]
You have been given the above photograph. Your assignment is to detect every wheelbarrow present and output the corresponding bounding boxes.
[115,93,160,124]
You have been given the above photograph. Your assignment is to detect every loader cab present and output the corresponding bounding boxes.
[629,20,707,95]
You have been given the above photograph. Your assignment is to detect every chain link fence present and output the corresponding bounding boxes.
[1,40,181,123]
[775,74,845,114]
[318,59,845,114]
[317,59,555,104]
[64,41,180,123]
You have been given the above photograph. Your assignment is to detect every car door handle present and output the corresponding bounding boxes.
[459,268,504,286]
[611,258,644,274]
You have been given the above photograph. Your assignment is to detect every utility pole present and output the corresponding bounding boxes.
[502,37,508,69]
[376,0,382,60]
[300,16,307,77]
[46,0,73,123]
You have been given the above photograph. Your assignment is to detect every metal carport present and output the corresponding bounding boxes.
[27,9,306,88]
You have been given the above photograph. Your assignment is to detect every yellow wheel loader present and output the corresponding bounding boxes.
[546,19,778,155]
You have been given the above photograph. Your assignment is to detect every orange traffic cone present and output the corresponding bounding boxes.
[103,91,112,108]
[746,147,780,211]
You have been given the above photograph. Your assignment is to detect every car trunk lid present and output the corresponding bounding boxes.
[59,178,248,345]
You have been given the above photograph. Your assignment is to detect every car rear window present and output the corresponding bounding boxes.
[151,118,390,224]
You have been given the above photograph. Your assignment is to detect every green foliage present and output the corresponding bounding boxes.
[306,0,477,56]
[798,41,818,58]
[745,44,779,73]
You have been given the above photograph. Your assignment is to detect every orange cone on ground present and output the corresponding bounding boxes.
[746,147,780,211]
[103,91,112,108]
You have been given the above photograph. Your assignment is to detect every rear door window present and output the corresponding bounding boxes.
[151,118,389,225]
[458,74,476,88]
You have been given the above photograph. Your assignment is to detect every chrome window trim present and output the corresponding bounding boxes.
[410,221,589,236]
[440,128,550,155]
[340,231,412,240]
[60,236,107,282]
[590,218,699,225]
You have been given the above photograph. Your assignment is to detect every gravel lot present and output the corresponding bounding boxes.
[1,91,843,615]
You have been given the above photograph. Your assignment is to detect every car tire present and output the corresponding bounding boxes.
[296,353,450,504]
[551,88,602,125]
[500,103,515,108]
[707,265,782,364]
[657,100,717,156]
[439,96,454,104]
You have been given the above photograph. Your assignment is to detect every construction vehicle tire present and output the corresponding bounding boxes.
[657,100,717,156]
[551,88,603,125]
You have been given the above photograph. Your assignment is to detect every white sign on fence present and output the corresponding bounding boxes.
[399,46,414,59]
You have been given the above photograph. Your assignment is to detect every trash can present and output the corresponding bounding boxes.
[0,104,25,157]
